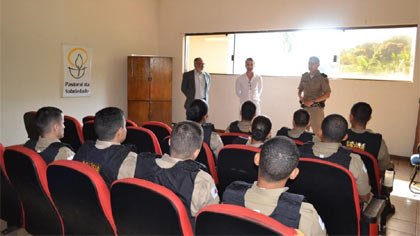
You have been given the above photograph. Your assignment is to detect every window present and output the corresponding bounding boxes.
[185,26,417,81]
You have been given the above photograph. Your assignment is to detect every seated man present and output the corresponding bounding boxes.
[226,100,256,134]
[244,115,272,148]
[135,121,220,222]
[299,114,372,202]
[345,102,393,174]
[223,136,326,236]
[24,106,74,164]
[73,107,138,186]
[187,99,223,157]
[276,109,314,143]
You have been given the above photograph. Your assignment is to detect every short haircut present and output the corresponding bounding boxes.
[309,56,320,64]
[36,107,63,136]
[321,114,348,142]
[241,101,257,121]
[186,99,208,122]
[170,121,204,159]
[351,102,372,125]
[194,57,202,63]
[245,58,254,63]
[251,115,272,141]
[293,109,310,127]
[259,136,300,182]
[94,107,125,141]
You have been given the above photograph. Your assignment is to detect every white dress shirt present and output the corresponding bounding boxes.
[194,70,206,99]
[235,73,263,114]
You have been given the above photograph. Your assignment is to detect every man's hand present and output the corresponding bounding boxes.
[303,100,314,107]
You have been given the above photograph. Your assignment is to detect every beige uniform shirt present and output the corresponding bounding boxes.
[312,142,371,196]
[244,182,326,236]
[226,120,252,134]
[94,140,138,180]
[245,138,263,148]
[350,128,393,172]
[35,137,75,161]
[156,154,220,216]
[287,128,316,141]
[210,132,223,159]
[298,71,331,101]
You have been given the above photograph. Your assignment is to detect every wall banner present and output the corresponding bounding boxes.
[63,45,92,97]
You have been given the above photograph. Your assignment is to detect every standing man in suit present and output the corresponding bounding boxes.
[181,57,211,109]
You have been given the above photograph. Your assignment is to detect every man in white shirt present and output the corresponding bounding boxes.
[181,57,211,109]
[235,58,263,115]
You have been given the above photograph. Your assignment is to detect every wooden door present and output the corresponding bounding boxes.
[128,57,150,101]
[150,101,172,125]
[150,57,172,101]
[127,101,149,125]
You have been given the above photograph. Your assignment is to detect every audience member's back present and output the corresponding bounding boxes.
[135,121,220,223]
[73,107,138,186]
[276,109,314,143]
[226,101,256,134]
[223,137,326,236]
[244,115,272,148]
[24,106,74,164]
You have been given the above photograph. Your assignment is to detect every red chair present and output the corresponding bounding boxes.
[351,148,381,196]
[196,142,219,184]
[293,139,304,146]
[195,204,298,235]
[123,127,162,155]
[82,120,97,141]
[83,115,138,127]
[220,132,250,145]
[126,119,138,127]
[23,111,38,139]
[82,115,95,124]
[61,115,84,151]
[0,144,23,234]
[217,144,261,196]
[111,178,193,235]
[142,121,172,151]
[47,160,117,235]
[286,157,385,236]
[3,145,64,235]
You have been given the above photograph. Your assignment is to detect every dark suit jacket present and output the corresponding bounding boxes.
[181,70,211,109]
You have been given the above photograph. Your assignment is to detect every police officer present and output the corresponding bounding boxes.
[223,136,326,236]
[299,114,372,203]
[298,56,331,135]
[73,107,138,186]
[135,121,220,224]
[276,109,314,143]
[24,106,74,164]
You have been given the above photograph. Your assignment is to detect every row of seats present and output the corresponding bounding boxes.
[0,144,299,235]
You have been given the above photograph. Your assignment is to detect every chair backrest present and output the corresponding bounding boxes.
[195,204,298,236]
[126,119,138,127]
[160,135,171,155]
[217,144,261,196]
[220,132,250,145]
[195,142,219,184]
[3,145,64,235]
[82,120,98,141]
[61,115,84,151]
[23,111,38,139]
[351,148,381,195]
[293,139,304,146]
[82,115,95,124]
[142,121,172,142]
[111,178,193,235]
[47,160,116,235]
[286,157,361,236]
[123,127,162,155]
[0,143,23,229]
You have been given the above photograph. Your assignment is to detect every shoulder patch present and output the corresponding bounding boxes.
[211,185,218,199]
[318,215,325,230]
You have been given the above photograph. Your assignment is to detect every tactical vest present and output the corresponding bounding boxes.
[135,155,205,224]
[276,127,314,143]
[223,181,304,228]
[228,121,241,133]
[24,139,72,164]
[73,141,131,186]
[299,142,352,169]
[344,129,382,158]
[202,123,214,147]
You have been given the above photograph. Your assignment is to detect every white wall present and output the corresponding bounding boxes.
[159,0,420,157]
[1,0,160,145]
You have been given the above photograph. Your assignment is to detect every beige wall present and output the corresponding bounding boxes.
[159,0,420,156]
[0,0,2,144]
[1,0,160,145]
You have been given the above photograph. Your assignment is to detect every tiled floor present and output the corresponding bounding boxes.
[1,157,420,235]
[385,157,420,236]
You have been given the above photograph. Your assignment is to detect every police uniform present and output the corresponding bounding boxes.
[245,138,263,148]
[73,140,138,186]
[136,154,220,218]
[300,142,371,197]
[226,120,252,134]
[223,181,326,236]
[202,123,223,158]
[276,127,315,143]
[24,137,74,164]
[345,128,393,173]
[298,71,331,134]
